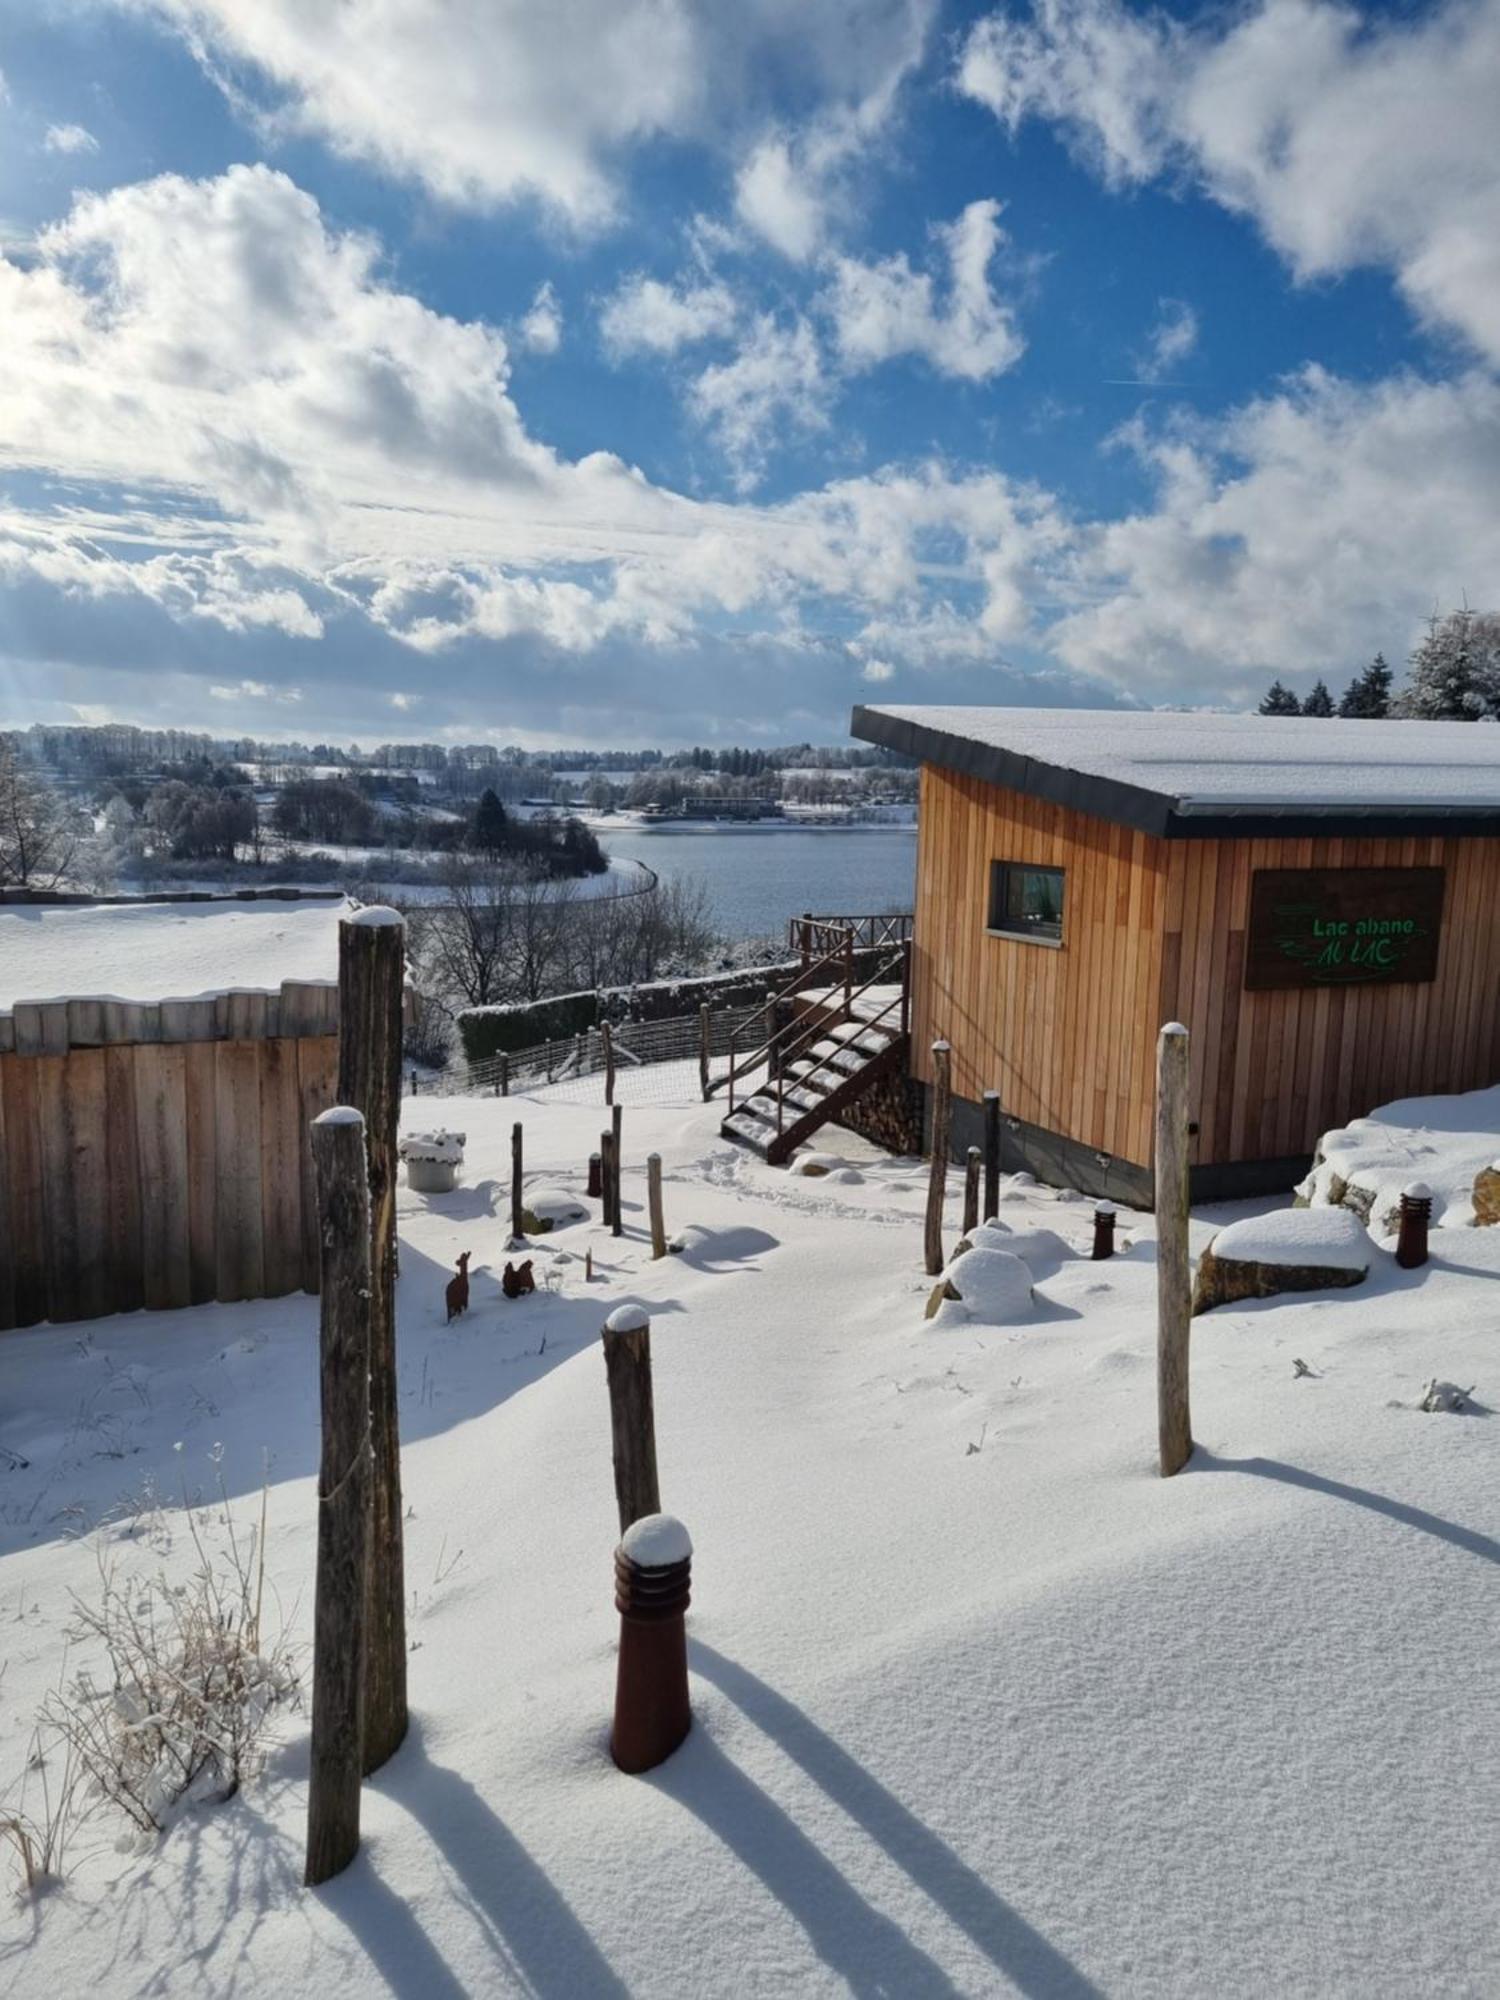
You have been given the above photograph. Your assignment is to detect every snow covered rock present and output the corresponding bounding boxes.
[519,1187,589,1233]
[1193,1207,1370,1315]
[926,1246,1034,1325]
[788,1152,840,1177]
[1299,1084,1500,1232]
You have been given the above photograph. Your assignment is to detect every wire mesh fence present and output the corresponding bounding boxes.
[411,1002,773,1106]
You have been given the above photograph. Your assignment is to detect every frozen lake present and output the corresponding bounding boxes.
[594,824,917,942]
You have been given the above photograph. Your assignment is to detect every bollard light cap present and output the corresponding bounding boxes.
[605,1303,650,1335]
[1402,1181,1433,1200]
[621,1513,692,1566]
[1095,1200,1117,1216]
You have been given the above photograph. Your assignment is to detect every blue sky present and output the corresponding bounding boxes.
[1,0,1497,745]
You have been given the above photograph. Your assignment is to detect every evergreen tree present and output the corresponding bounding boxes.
[1301,679,1335,717]
[1258,679,1301,716]
[1338,653,1393,718]
[1396,608,1500,719]
[469,786,509,855]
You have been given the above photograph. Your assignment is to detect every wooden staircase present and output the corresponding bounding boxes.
[712,914,911,1166]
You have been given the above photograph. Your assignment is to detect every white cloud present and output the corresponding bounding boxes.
[1134,297,1198,383]
[688,316,830,489]
[735,136,827,262]
[600,274,740,357]
[958,0,1500,364]
[127,0,935,227]
[44,123,99,155]
[517,281,562,355]
[825,199,1025,381]
[1055,366,1500,697]
[210,678,302,701]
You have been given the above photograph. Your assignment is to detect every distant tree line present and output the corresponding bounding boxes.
[1259,608,1500,720]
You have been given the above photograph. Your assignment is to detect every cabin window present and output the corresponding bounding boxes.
[988,862,1065,944]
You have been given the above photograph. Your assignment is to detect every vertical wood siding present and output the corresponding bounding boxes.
[0,981,339,1332]
[911,766,1169,1165]
[913,768,1500,1174]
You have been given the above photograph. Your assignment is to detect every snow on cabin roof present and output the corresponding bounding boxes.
[851,704,1500,838]
[0,894,352,1010]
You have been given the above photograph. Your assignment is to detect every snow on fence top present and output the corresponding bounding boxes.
[0,895,353,1010]
[852,704,1500,832]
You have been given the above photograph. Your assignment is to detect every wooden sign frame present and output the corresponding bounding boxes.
[1245,867,1445,991]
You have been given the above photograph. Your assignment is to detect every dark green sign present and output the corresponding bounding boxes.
[1245,867,1445,990]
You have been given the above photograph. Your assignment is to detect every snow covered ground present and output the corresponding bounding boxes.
[2,1072,1497,1996]
[0,897,350,1007]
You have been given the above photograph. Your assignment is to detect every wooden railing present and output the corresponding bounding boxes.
[716,917,912,1116]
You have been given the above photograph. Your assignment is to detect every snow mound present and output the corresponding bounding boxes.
[1210,1206,1372,1270]
[966,1218,1073,1274]
[1419,1378,1478,1413]
[523,1187,589,1228]
[1302,1082,1500,1231]
[931,1246,1034,1325]
[788,1152,841,1177]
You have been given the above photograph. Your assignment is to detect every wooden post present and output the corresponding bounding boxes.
[602,1020,616,1107]
[698,1004,712,1102]
[305,1108,371,1887]
[924,1040,952,1277]
[647,1153,666,1259]
[602,1306,661,1533]
[336,907,407,1774]
[588,1151,603,1200]
[1155,1022,1193,1478]
[963,1147,981,1235]
[799,911,812,979]
[511,1120,524,1240]
[600,1128,614,1232]
[982,1090,1001,1222]
[611,1103,624,1236]
[500,1052,509,1098]
[843,928,854,1011]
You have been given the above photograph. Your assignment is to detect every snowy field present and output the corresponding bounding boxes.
[1,1069,1497,1996]
[0,898,349,1007]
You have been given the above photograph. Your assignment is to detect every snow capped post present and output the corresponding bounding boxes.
[611,1102,624,1236]
[611,1512,693,1775]
[510,1120,524,1242]
[963,1146,981,1236]
[925,1040,953,1277]
[588,1150,603,1200]
[305,1106,371,1887]
[336,904,408,1772]
[1092,1201,1117,1260]
[601,1019,616,1108]
[1397,1182,1433,1269]
[600,1126,615,1231]
[602,1304,661,1534]
[647,1153,666,1260]
[982,1089,1001,1223]
[698,1003,712,1102]
[1155,1022,1193,1477]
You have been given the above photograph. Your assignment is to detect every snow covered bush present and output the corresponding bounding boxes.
[43,1480,298,1837]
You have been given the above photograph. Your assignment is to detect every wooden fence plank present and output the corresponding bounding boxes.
[184,1041,219,1306]
[135,1044,192,1311]
[36,1055,80,1323]
[259,1036,303,1298]
[1,1057,46,1327]
[215,1040,265,1303]
[104,1045,144,1316]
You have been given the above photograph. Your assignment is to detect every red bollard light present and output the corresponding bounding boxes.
[1396,1181,1433,1269]
[1091,1201,1117,1260]
[611,1514,692,1775]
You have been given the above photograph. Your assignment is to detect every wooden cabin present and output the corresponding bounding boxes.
[850,704,1500,1203]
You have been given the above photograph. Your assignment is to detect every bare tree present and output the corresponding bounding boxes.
[0,745,78,889]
